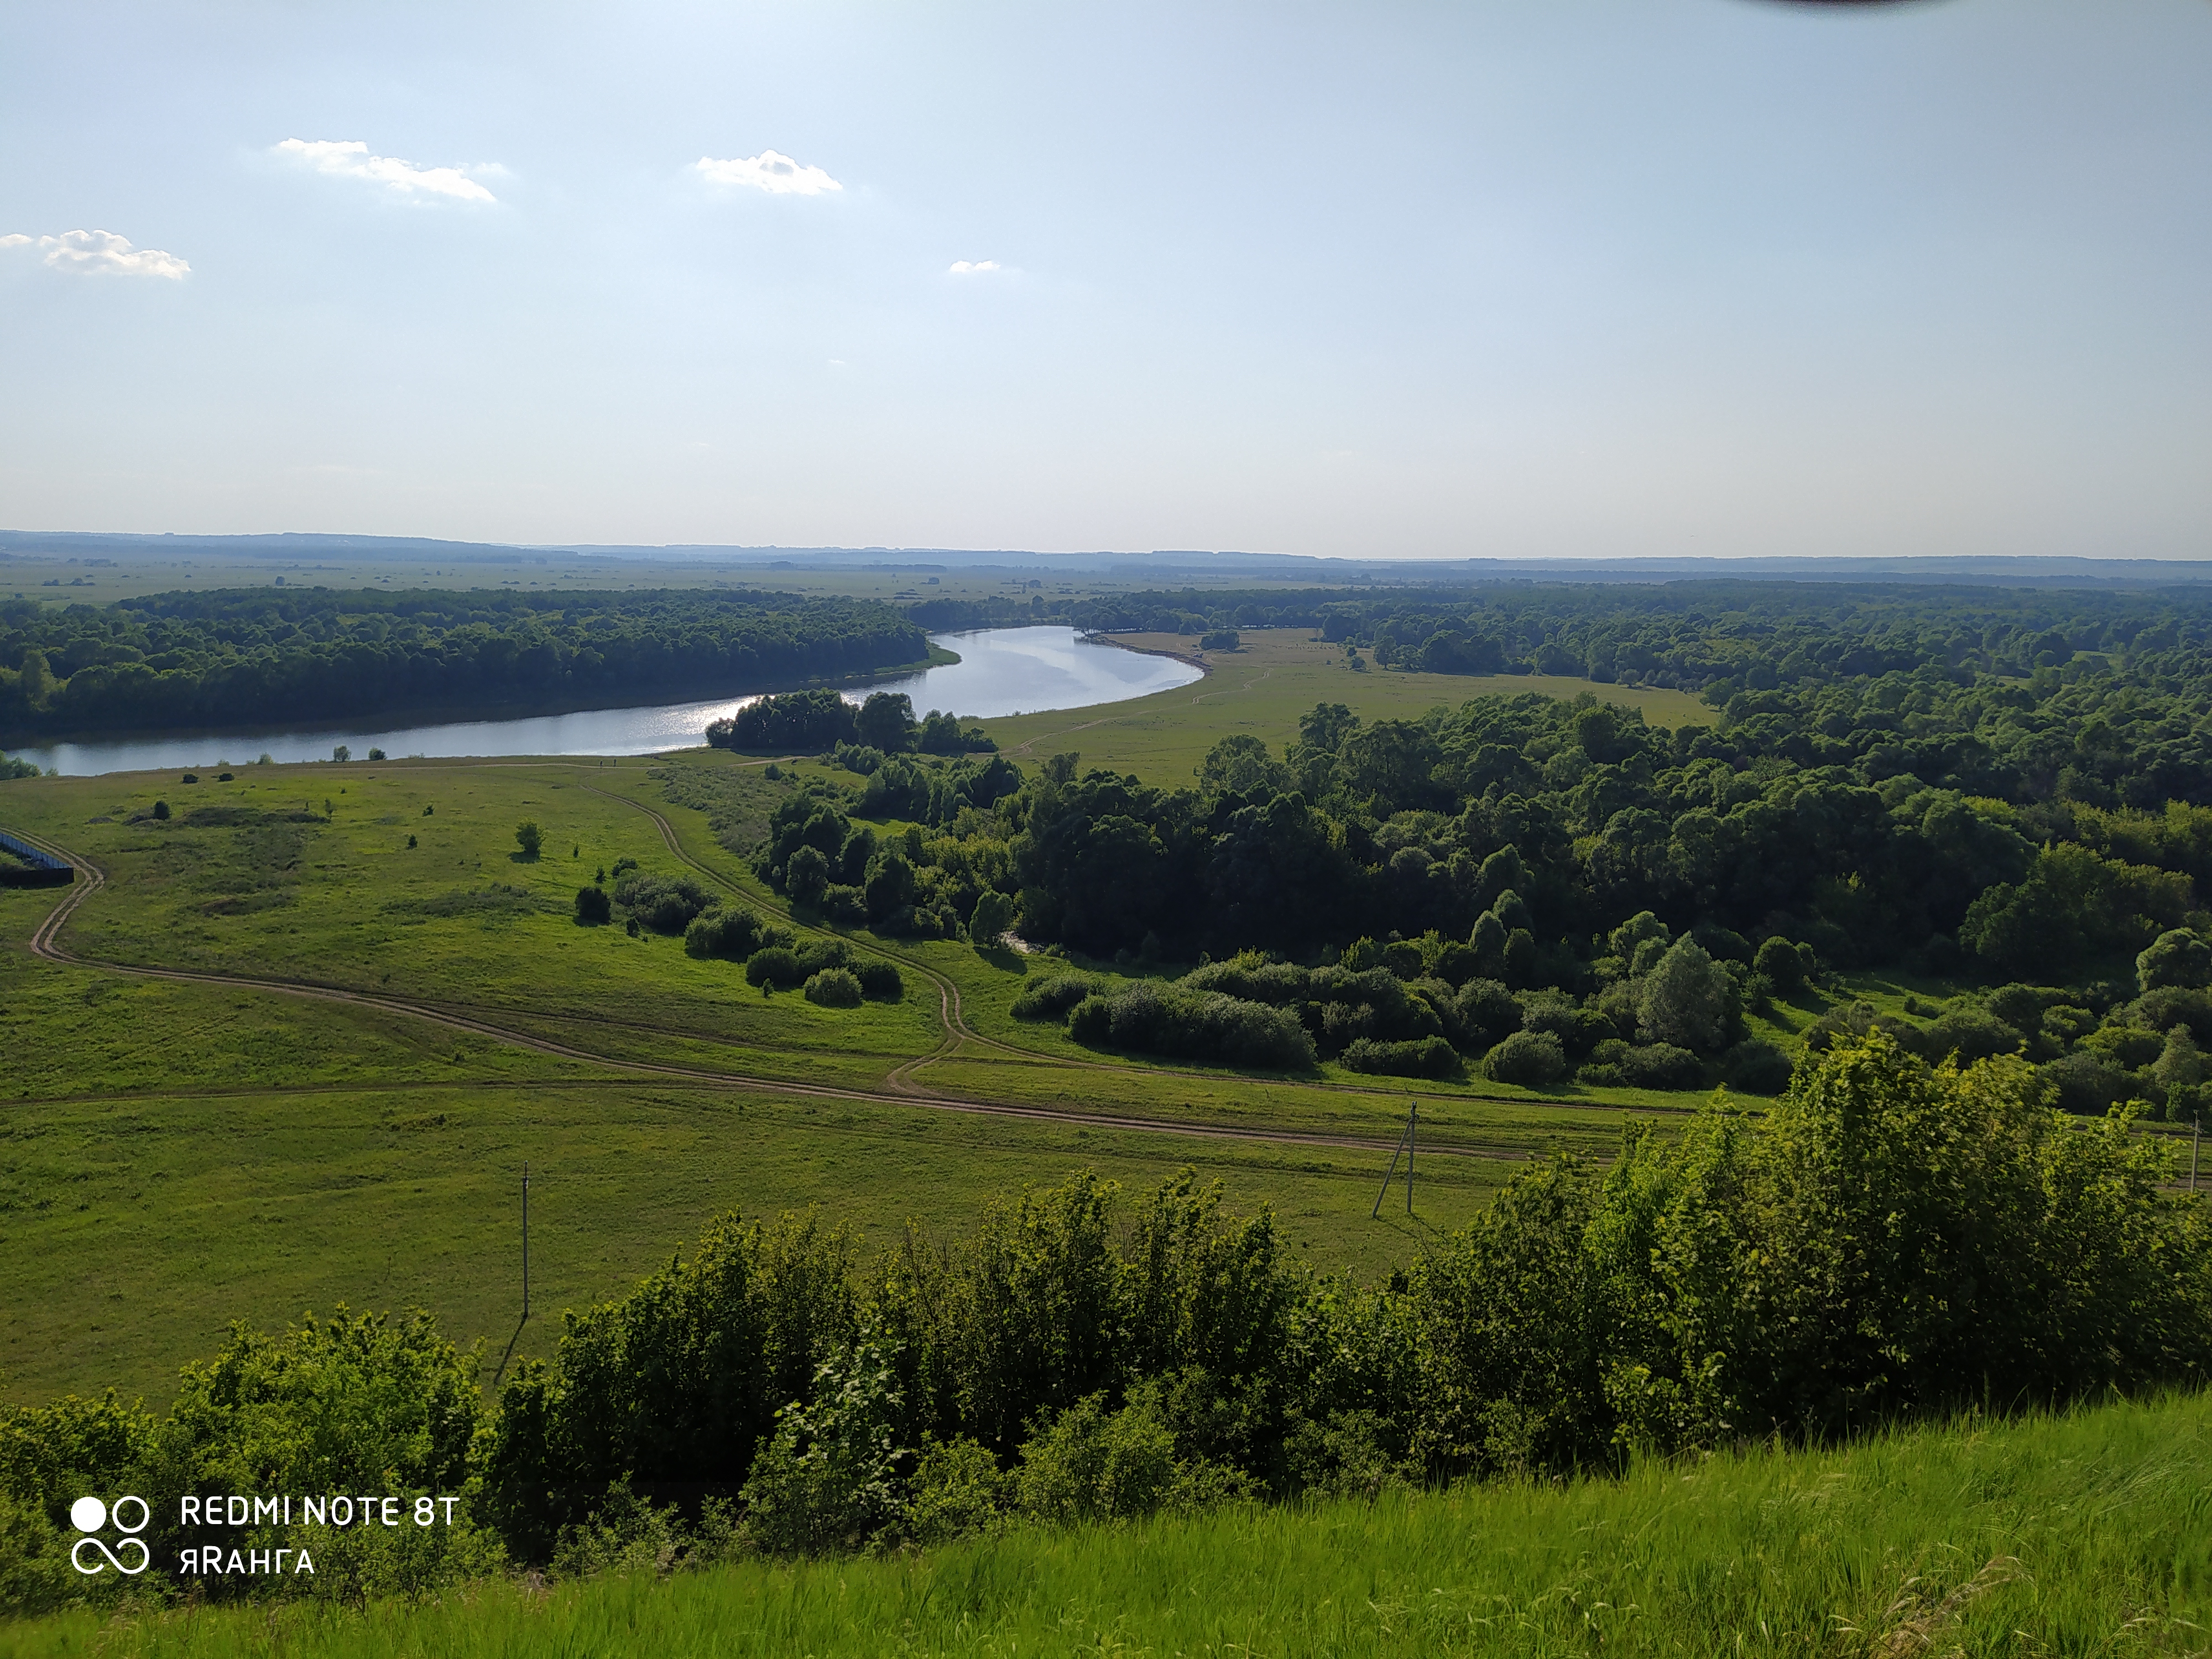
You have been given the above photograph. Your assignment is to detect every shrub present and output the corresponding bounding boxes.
[1012,973,1100,1021]
[1454,978,1522,1046]
[1720,1038,1794,1095]
[747,947,804,989]
[1014,1387,1178,1526]
[514,820,542,858]
[614,873,715,934]
[1180,957,1308,1006]
[151,800,169,820]
[574,885,612,926]
[902,1437,1007,1546]
[804,968,864,1008]
[2041,1050,2131,1114]
[1618,1042,1705,1091]
[1753,935,1809,992]
[1339,1035,1458,1079]
[684,907,781,960]
[851,959,904,999]
[1915,1009,2023,1066]
[2138,928,2212,994]
[737,1342,905,1555]
[1199,629,1240,651]
[1067,983,1316,1070]
[1481,1029,1567,1087]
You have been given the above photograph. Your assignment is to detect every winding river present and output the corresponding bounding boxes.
[8,627,1202,778]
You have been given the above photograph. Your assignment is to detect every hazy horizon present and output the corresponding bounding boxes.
[4,1,2207,561]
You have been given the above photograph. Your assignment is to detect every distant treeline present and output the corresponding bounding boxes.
[5,1037,2204,1608]
[0,589,928,740]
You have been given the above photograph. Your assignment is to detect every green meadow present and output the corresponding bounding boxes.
[983,629,1711,786]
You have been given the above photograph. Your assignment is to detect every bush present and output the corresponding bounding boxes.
[1012,973,1100,1021]
[969,889,1016,948]
[151,799,169,820]
[1753,935,1809,992]
[1014,1387,1178,1526]
[575,885,612,926]
[2138,929,2212,994]
[804,968,864,1008]
[1199,629,1240,651]
[1720,1038,1794,1095]
[737,1342,905,1555]
[684,906,782,960]
[515,820,543,858]
[1914,1009,2024,1066]
[852,958,904,999]
[902,1437,1007,1546]
[747,947,804,989]
[1619,1041,1705,1091]
[1636,938,1736,1055]
[2041,1050,2132,1114]
[1340,1036,1458,1078]
[615,873,715,934]
[1454,978,1522,1046]
[1481,1029,1567,1088]
[1067,983,1317,1069]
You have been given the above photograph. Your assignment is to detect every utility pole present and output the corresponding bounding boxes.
[521,1162,530,1319]
[1371,1099,1418,1218]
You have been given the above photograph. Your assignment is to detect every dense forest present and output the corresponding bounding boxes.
[731,579,2212,1109]
[6,1037,2204,1607]
[0,588,928,741]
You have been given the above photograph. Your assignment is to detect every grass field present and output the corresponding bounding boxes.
[982,630,1712,785]
[0,744,1606,1405]
[11,1390,2207,1658]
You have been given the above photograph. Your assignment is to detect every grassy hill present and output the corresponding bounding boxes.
[9,1390,2207,1657]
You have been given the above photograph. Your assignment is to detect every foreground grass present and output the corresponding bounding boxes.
[12,1392,2209,1658]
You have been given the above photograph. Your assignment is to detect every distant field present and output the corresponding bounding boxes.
[982,630,1713,784]
[0,755,1595,1404]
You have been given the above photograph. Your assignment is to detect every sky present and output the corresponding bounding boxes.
[2,0,2208,561]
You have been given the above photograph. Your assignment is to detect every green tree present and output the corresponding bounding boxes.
[514,820,542,858]
[1636,938,1735,1054]
[2138,928,2212,994]
[969,889,1016,947]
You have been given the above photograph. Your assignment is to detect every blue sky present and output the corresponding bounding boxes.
[2,1,2206,559]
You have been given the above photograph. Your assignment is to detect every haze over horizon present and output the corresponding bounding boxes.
[3,1,2207,563]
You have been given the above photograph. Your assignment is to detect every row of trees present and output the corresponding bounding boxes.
[0,589,929,740]
[7,1039,2205,1608]
[706,690,995,757]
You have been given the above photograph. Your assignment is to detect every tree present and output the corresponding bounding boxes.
[971,889,1016,948]
[575,885,611,925]
[332,744,350,762]
[855,692,917,753]
[1754,935,1807,992]
[2138,929,2212,994]
[1637,938,1735,1054]
[514,820,544,858]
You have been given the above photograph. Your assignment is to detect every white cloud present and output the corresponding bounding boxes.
[275,138,498,202]
[695,150,841,195]
[1,229,189,278]
[948,260,1001,275]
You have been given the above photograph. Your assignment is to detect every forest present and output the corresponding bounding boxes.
[735,578,2212,1110]
[0,588,928,741]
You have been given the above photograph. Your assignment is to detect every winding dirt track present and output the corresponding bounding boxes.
[11,813,1524,1163]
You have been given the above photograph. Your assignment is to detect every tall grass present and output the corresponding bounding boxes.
[13,1391,2210,1658]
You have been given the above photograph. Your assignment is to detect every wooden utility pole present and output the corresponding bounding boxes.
[521,1162,531,1319]
[1371,1099,1418,1218]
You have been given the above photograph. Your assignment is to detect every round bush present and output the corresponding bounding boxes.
[804,968,864,1008]
[1720,1039,1794,1095]
[1481,1030,1568,1088]
[852,958,904,999]
[745,947,805,989]
[575,885,612,926]
[1013,973,1100,1021]
[1617,1042,1705,1091]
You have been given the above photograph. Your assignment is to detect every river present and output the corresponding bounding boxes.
[7,627,1202,777]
